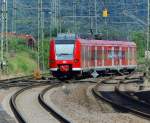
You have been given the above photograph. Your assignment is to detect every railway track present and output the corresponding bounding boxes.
[0,73,53,89]
[8,72,148,123]
[39,84,71,123]
[9,76,99,123]
[39,80,98,123]
[9,78,74,123]
[10,82,60,123]
[92,72,150,119]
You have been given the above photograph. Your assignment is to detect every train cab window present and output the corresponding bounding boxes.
[55,40,75,60]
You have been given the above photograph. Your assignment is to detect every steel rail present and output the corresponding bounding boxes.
[92,75,150,120]
[38,80,98,123]
[38,83,71,123]
[116,80,150,108]
[10,82,52,123]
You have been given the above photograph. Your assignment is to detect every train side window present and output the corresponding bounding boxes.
[122,50,125,59]
[102,48,104,60]
[91,46,95,60]
[118,51,122,58]
[125,50,128,59]
[97,48,102,60]
[108,50,113,59]
[81,46,85,61]
[89,47,91,60]
[122,50,127,59]
[104,50,107,60]
[129,48,132,60]
[133,48,135,59]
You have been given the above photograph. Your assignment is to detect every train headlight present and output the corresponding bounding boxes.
[74,59,79,63]
[50,60,55,63]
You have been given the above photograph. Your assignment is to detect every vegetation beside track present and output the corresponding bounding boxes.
[7,37,50,75]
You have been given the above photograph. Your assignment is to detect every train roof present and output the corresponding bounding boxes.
[79,39,136,46]
[54,33,136,47]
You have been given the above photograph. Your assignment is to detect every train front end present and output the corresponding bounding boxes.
[49,34,81,78]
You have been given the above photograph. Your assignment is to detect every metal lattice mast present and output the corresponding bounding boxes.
[73,1,77,33]
[56,0,59,34]
[49,0,51,36]
[58,0,61,33]
[37,0,41,69]
[88,0,93,30]
[12,0,16,33]
[38,0,45,71]
[51,0,58,33]
[95,0,98,34]
[147,0,150,51]
[41,0,45,71]
[1,0,8,72]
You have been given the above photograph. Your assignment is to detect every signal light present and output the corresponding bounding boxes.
[103,8,109,17]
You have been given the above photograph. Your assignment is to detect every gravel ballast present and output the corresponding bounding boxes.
[44,83,149,123]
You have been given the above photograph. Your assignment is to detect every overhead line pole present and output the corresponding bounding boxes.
[12,0,17,33]
[95,0,97,34]
[41,0,45,71]
[147,0,150,51]
[37,0,40,69]
[1,0,8,73]
[73,1,77,33]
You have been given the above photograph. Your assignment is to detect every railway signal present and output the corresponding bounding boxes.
[103,8,108,17]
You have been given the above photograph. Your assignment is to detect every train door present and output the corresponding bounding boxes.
[130,47,136,65]
[97,46,102,67]
[129,47,132,65]
[104,46,112,66]
[133,47,137,65]
[114,47,120,66]
[122,47,128,66]
[85,45,88,68]
[87,46,90,68]
[81,45,85,69]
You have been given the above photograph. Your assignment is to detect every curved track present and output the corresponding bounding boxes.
[10,77,81,123]
[92,74,150,119]
[39,84,70,123]
[39,80,97,123]
[10,82,61,123]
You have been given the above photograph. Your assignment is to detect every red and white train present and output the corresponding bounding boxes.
[49,34,137,78]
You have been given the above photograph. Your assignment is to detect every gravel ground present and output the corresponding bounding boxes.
[15,85,59,123]
[0,87,19,123]
[1,88,19,118]
[119,83,140,92]
[119,82,150,92]
[0,73,25,80]
[44,82,150,123]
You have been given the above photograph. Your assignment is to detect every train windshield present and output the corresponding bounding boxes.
[55,40,75,60]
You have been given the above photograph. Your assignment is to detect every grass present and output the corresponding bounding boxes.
[5,37,49,75]
[8,52,37,75]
